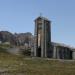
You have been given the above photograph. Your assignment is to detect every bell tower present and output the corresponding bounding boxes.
[33,16,51,57]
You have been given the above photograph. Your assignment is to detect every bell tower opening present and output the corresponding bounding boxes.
[37,47,41,57]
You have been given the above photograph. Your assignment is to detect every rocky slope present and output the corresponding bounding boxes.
[0,31,33,46]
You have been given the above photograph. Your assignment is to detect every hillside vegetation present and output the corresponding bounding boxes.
[0,49,75,75]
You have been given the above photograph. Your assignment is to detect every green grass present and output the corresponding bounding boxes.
[0,52,75,75]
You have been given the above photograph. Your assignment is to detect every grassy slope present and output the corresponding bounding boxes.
[0,52,75,75]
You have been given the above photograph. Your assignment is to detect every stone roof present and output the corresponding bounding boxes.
[51,42,75,51]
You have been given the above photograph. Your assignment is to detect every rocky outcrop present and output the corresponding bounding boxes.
[0,31,16,45]
[0,31,33,47]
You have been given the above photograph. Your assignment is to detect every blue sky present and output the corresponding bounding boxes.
[0,0,75,46]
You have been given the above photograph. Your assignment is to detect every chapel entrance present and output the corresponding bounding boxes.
[37,47,41,57]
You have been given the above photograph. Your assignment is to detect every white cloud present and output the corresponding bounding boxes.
[0,25,9,31]
[0,24,12,32]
